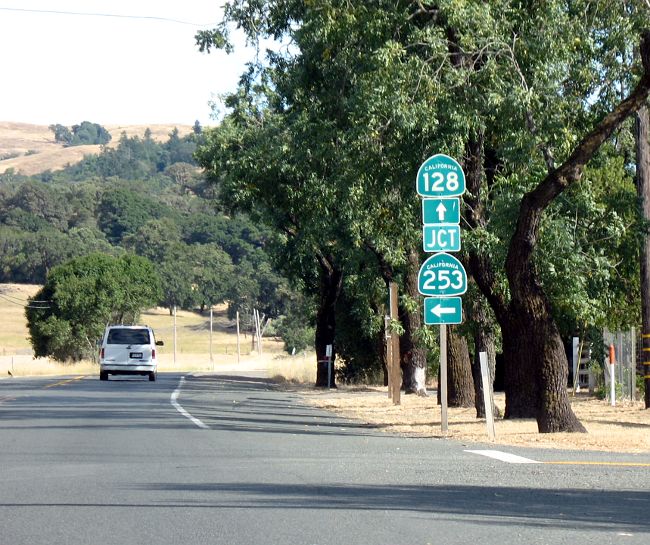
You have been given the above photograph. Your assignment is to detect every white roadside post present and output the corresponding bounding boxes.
[326,344,333,389]
[479,352,496,440]
[609,344,616,407]
[416,154,467,435]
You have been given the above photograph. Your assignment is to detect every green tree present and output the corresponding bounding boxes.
[198,1,650,429]
[197,112,347,387]
[70,121,112,146]
[26,253,161,361]
[97,185,167,243]
[49,124,72,145]
[49,121,111,146]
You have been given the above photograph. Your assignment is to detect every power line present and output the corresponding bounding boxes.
[0,292,51,304]
[0,293,51,309]
[0,6,215,27]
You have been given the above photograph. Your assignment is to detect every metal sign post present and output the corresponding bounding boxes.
[440,324,448,433]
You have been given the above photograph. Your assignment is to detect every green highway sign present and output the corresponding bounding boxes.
[422,198,460,225]
[418,252,467,296]
[423,225,461,253]
[416,154,466,197]
[424,297,463,325]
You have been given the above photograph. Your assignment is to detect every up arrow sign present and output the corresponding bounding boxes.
[436,202,447,222]
[422,198,460,225]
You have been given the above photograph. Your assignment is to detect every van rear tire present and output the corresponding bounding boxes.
[100,371,108,381]
[149,372,156,382]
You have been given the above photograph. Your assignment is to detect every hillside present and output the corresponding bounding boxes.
[0,121,193,176]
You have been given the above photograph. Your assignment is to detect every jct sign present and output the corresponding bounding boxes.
[423,225,461,252]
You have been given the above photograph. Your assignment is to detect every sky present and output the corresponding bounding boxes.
[0,1,258,127]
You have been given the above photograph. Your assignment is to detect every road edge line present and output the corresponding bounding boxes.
[465,449,542,464]
[171,376,209,429]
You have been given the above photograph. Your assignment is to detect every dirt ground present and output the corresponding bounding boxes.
[296,385,650,454]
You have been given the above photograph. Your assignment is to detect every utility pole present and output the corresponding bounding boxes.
[636,104,650,409]
[173,305,177,366]
[209,306,214,371]
[236,311,241,364]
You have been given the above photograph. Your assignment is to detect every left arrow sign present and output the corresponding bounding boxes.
[431,303,456,317]
[423,297,463,325]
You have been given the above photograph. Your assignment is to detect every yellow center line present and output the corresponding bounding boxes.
[43,375,87,389]
[545,461,650,467]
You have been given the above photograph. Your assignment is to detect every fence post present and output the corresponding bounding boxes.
[609,343,616,406]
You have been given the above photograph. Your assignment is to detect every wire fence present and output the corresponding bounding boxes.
[574,328,640,401]
[603,328,638,401]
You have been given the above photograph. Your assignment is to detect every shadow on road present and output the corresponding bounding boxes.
[4,483,648,534]
[178,374,385,438]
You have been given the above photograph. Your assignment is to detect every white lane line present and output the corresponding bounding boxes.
[465,449,541,464]
[171,376,209,429]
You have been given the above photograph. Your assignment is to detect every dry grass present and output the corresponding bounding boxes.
[0,121,192,175]
[267,352,317,384]
[297,386,650,454]
[0,284,38,354]
[0,283,286,377]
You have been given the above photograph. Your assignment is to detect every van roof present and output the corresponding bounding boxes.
[106,325,151,329]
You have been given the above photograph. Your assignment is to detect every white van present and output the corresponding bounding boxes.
[99,325,163,381]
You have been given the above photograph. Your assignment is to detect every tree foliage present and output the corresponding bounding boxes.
[26,253,161,361]
[49,121,111,146]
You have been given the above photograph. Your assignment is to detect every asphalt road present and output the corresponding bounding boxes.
[0,372,649,545]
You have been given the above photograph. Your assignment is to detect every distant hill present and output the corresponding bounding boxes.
[0,121,193,176]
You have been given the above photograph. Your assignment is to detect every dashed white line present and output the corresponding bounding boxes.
[465,449,541,464]
[171,376,209,429]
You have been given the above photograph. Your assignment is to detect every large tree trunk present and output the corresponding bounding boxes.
[500,316,539,419]
[400,249,428,396]
[446,326,475,407]
[636,104,650,409]
[469,295,499,419]
[314,256,343,388]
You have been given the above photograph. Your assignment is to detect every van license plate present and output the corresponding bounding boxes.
[130,352,143,359]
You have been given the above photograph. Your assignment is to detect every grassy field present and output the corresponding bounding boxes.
[0,121,192,176]
[0,283,316,381]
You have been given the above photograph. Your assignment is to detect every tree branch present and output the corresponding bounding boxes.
[506,30,650,291]
[364,240,394,284]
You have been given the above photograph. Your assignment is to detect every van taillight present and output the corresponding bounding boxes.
[100,348,104,359]
[152,349,156,359]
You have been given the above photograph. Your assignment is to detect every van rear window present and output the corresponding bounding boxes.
[106,329,151,345]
